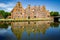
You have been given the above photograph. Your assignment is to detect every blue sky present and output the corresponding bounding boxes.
[0,0,60,13]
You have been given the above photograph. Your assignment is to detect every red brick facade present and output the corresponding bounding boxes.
[11,2,50,19]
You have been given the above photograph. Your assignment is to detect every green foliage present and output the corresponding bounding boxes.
[0,10,11,18]
[0,22,8,28]
[50,11,59,16]
[50,22,59,27]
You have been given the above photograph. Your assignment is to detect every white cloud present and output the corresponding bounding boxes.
[5,8,13,12]
[0,2,15,12]
[0,3,7,7]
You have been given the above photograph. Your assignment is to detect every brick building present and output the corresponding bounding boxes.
[11,2,50,19]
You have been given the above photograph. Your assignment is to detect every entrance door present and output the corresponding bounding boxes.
[34,16,36,18]
[28,16,30,19]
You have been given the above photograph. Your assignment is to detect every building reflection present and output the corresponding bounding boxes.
[11,21,51,40]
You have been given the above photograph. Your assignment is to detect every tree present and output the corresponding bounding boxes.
[4,12,11,18]
[0,22,8,28]
[0,10,11,18]
[50,11,59,16]
[0,10,5,13]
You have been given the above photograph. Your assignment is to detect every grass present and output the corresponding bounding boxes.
[0,18,53,22]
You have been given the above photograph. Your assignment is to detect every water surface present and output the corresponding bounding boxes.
[0,21,60,40]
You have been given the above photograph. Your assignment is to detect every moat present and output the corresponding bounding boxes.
[0,21,60,40]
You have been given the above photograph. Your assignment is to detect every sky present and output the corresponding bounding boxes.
[0,0,60,13]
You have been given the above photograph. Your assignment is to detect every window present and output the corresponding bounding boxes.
[48,15,50,17]
[21,13,22,15]
[34,22,36,24]
[14,17,15,19]
[18,16,20,18]
[16,13,17,14]
[19,4,20,6]
[22,15,23,18]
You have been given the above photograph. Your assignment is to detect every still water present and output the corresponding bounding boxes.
[0,21,60,40]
